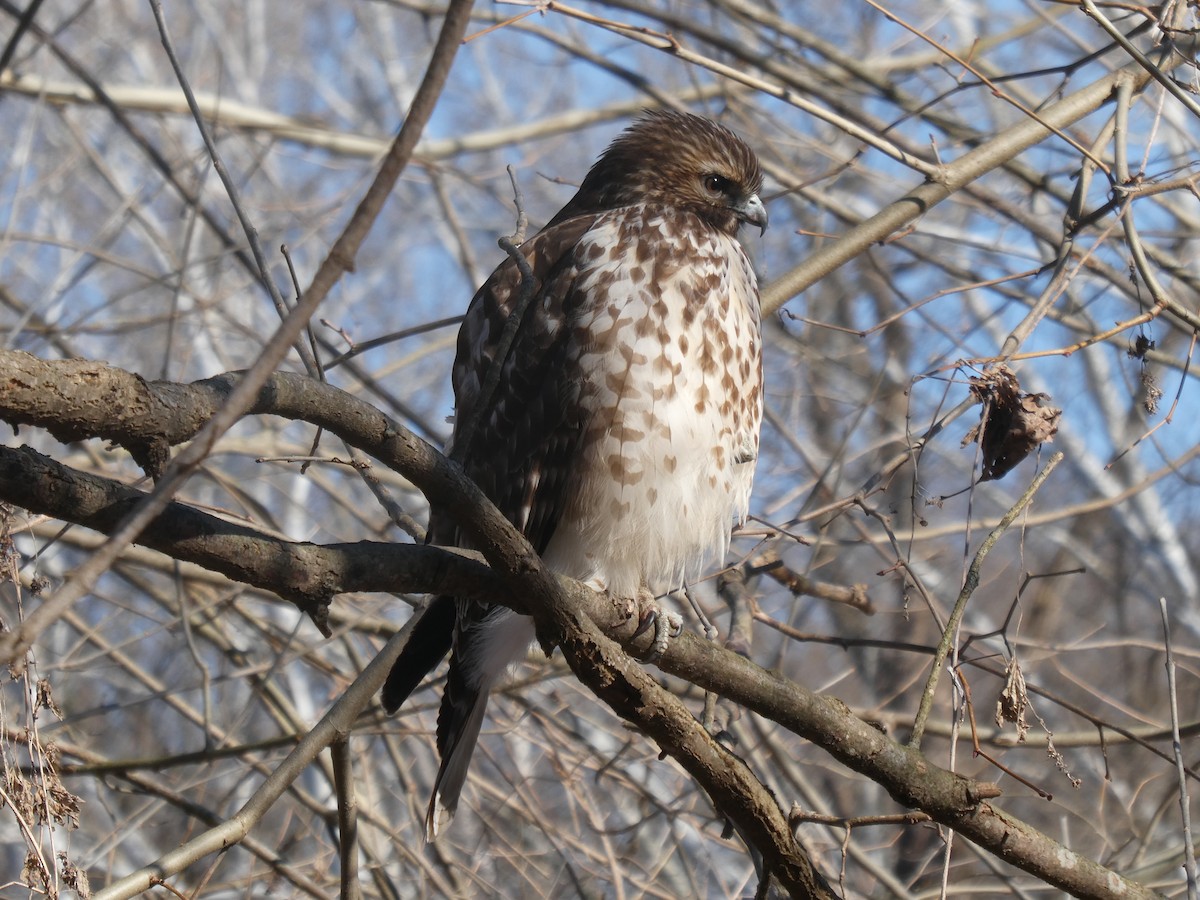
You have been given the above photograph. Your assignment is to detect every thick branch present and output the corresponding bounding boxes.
[0,444,498,616]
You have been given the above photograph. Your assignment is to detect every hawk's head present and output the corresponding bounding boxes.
[556,109,767,237]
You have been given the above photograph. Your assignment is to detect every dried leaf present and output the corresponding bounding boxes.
[36,678,64,719]
[1141,369,1162,416]
[1126,333,1155,360]
[964,365,1061,481]
[60,853,92,898]
[995,656,1030,744]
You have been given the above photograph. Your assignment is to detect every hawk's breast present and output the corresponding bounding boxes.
[542,206,763,598]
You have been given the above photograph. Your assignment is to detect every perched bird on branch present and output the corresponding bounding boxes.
[383,108,767,840]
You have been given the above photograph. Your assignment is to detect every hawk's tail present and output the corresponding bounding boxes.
[381,597,455,714]
[424,605,534,840]
[426,661,489,841]
[381,595,484,842]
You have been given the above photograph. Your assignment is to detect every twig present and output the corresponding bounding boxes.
[952,305,1165,367]
[858,266,1045,338]
[342,446,427,541]
[789,809,932,828]
[148,0,317,375]
[960,671,1052,800]
[860,0,1109,170]
[280,243,326,473]
[1160,597,1198,899]
[0,0,45,72]
[910,452,1063,748]
[747,551,872,613]
[1100,72,1199,466]
[0,69,734,162]
[331,737,363,900]
[1107,329,1197,467]
[505,163,529,244]
[1080,0,1200,122]
[758,56,1167,315]
[281,242,325,379]
[322,315,463,371]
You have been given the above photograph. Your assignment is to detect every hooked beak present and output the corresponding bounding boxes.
[734,193,768,235]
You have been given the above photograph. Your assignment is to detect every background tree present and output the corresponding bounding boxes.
[2,0,1199,896]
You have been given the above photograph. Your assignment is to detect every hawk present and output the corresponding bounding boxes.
[382,109,766,840]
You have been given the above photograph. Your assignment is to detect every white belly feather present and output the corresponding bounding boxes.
[542,210,762,599]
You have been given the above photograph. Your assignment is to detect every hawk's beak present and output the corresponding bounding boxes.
[735,193,768,235]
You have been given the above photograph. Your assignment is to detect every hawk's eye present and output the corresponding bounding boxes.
[702,174,729,195]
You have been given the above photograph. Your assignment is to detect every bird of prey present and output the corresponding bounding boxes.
[382,108,767,840]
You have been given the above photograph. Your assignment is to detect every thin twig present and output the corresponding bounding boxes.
[860,0,1109,170]
[505,163,529,244]
[322,315,463,371]
[280,243,326,473]
[343,446,427,541]
[953,305,1165,368]
[1107,329,1197,467]
[757,56,1166,315]
[789,808,932,828]
[960,671,1052,800]
[1160,597,1198,899]
[331,737,363,900]
[91,620,418,900]
[282,242,325,379]
[910,452,1063,748]
[534,0,937,177]
[0,0,45,73]
[1080,0,1200,122]
[148,0,317,375]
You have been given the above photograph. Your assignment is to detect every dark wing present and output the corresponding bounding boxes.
[431,212,600,553]
[381,212,599,715]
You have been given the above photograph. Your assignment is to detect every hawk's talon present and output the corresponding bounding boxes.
[625,588,682,662]
[647,610,683,661]
[630,607,656,641]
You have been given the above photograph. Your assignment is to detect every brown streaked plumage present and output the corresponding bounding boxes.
[382,108,766,840]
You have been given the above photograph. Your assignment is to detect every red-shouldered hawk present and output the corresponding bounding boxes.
[383,109,766,840]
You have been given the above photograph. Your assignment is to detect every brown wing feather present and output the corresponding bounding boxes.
[430,212,600,554]
[384,213,599,714]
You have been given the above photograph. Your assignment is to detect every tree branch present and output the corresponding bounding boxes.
[0,444,498,617]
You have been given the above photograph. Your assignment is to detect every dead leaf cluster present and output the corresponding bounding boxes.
[962,365,1062,481]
